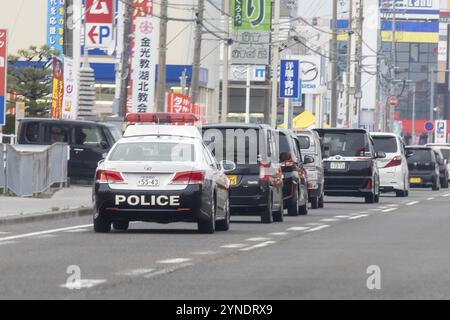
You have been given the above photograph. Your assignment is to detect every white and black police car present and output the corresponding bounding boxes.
[93,113,235,234]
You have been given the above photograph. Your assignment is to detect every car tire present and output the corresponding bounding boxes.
[318,194,325,208]
[113,221,129,231]
[432,178,441,191]
[311,196,319,209]
[261,193,273,224]
[273,197,284,223]
[287,190,300,216]
[396,190,407,198]
[94,213,111,233]
[216,200,230,232]
[198,198,216,234]
[442,179,449,189]
[365,193,376,204]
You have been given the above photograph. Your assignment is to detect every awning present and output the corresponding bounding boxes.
[279,111,317,130]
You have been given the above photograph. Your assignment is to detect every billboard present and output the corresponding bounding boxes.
[85,0,115,49]
[47,0,65,55]
[51,58,64,119]
[0,29,6,126]
[231,0,272,65]
[280,60,300,99]
[380,0,440,20]
[62,57,78,120]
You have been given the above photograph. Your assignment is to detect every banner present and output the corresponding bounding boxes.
[47,0,65,55]
[231,0,272,65]
[0,29,7,126]
[62,57,78,120]
[131,16,157,113]
[85,0,115,49]
[51,58,64,119]
[167,93,191,113]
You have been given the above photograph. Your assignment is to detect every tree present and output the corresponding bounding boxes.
[7,45,60,117]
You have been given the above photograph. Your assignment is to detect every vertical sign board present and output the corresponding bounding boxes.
[0,30,7,126]
[85,0,115,49]
[280,60,300,99]
[51,58,64,119]
[435,120,447,144]
[131,17,157,113]
[62,57,78,120]
[47,0,65,55]
[167,93,192,114]
[231,0,272,65]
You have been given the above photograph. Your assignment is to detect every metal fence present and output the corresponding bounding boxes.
[1,143,68,197]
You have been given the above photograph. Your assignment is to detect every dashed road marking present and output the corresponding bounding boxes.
[321,218,339,222]
[157,258,192,264]
[246,237,272,242]
[192,251,217,256]
[144,263,193,279]
[64,229,89,233]
[335,215,351,219]
[60,279,107,290]
[382,208,398,213]
[442,194,450,198]
[349,214,369,220]
[305,225,330,232]
[427,197,435,201]
[269,232,289,236]
[287,227,310,231]
[0,224,93,242]
[406,201,420,206]
[116,269,155,277]
[221,244,247,249]
[240,241,277,252]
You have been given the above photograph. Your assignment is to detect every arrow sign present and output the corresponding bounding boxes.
[85,0,114,49]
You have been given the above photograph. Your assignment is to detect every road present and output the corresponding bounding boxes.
[1,189,450,300]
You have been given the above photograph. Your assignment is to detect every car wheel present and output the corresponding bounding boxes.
[216,200,230,232]
[432,178,441,191]
[273,196,284,222]
[261,193,273,224]
[396,190,407,197]
[198,198,216,234]
[287,190,300,216]
[365,193,376,204]
[311,196,319,209]
[113,221,129,231]
[443,179,449,189]
[318,193,325,208]
[299,191,308,215]
[94,213,111,233]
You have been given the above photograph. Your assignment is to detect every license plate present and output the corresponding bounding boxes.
[228,175,238,186]
[137,176,160,187]
[330,162,346,170]
[410,177,422,184]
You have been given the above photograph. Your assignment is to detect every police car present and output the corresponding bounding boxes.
[93,113,235,234]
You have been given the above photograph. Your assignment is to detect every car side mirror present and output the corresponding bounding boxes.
[220,160,236,173]
[304,155,314,165]
[376,152,386,159]
[100,140,109,150]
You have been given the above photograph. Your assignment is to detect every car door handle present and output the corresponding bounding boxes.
[74,148,84,152]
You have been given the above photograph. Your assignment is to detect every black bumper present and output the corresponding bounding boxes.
[324,176,373,197]
[409,173,437,188]
[94,184,207,223]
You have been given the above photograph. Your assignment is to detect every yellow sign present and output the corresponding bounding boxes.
[228,176,238,186]
[410,178,422,184]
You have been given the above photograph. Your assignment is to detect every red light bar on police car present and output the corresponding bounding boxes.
[125,113,200,125]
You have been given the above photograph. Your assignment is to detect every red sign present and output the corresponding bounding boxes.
[51,58,64,119]
[0,29,7,125]
[86,0,114,23]
[388,96,399,107]
[167,93,192,114]
[85,0,114,49]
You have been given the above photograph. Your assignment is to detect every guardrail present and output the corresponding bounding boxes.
[1,143,68,197]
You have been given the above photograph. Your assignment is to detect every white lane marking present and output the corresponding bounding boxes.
[287,227,310,231]
[306,223,324,226]
[64,229,89,233]
[442,194,450,198]
[191,251,217,256]
[369,209,383,212]
[321,219,339,222]
[427,197,435,201]
[246,237,272,242]
[31,234,57,239]
[377,207,389,210]
[240,241,277,252]
[0,224,93,242]
[406,201,420,206]
[335,215,351,219]
[269,232,289,236]
[386,204,399,207]
[0,241,18,246]
[305,225,330,232]
[359,211,371,213]
[349,214,369,220]
[60,279,107,290]
[382,208,398,213]
[0,232,11,235]
[144,263,193,279]
[116,269,155,277]
[221,244,247,249]
[157,258,192,264]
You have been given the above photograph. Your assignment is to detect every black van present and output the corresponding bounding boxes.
[407,146,441,190]
[202,124,284,224]
[314,129,385,203]
[17,119,122,181]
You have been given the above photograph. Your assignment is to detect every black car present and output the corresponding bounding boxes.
[17,118,122,181]
[314,129,385,204]
[433,149,449,189]
[407,146,441,190]
[202,124,284,224]
[278,129,312,216]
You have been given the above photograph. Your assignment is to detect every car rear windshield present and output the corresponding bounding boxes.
[109,142,195,162]
[279,134,291,154]
[372,136,398,153]
[407,149,432,163]
[298,136,311,150]
[319,131,370,157]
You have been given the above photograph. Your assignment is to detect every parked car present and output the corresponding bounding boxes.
[277,129,311,216]
[427,144,450,182]
[202,124,284,224]
[432,149,449,189]
[17,118,122,181]
[371,133,410,197]
[314,129,384,204]
[296,130,325,209]
[406,146,441,191]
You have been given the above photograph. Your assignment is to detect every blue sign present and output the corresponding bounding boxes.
[0,96,4,126]
[46,0,65,56]
[425,121,434,132]
[280,59,300,99]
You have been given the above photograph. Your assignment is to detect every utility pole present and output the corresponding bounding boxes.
[156,0,168,112]
[345,0,353,127]
[271,0,281,128]
[355,0,364,128]
[331,0,338,127]
[118,0,133,117]
[222,0,230,122]
[191,0,206,105]
[389,0,397,132]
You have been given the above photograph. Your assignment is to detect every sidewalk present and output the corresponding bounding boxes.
[0,187,93,222]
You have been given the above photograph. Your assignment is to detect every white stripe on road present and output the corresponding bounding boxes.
[0,224,93,242]
[349,215,369,220]
[335,215,351,219]
[191,251,217,256]
[269,232,289,236]
[287,227,310,231]
[442,194,450,198]
[221,244,247,249]
[406,201,420,206]
[64,229,89,233]
[60,279,107,290]
[246,237,272,242]
[321,219,339,222]
[31,234,58,239]
[382,208,398,213]
[116,269,156,277]
[240,241,277,252]
[144,263,193,279]
[427,197,435,201]
[305,225,330,232]
[157,258,192,264]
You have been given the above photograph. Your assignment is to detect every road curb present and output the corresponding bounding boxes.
[0,208,93,226]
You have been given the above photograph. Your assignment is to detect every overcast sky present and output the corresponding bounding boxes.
[298,0,332,19]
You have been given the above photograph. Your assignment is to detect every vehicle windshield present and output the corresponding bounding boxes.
[108,142,195,162]
[279,134,290,155]
[407,149,431,163]
[372,136,398,153]
[320,131,370,158]
[108,126,123,143]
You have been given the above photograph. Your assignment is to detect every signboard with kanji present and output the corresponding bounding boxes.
[280,60,300,99]
[0,29,7,126]
[47,0,65,55]
[51,58,64,119]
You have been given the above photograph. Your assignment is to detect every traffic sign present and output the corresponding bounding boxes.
[85,0,114,49]
[388,96,399,107]
[425,121,434,132]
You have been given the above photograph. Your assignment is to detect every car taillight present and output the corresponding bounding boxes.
[385,156,402,168]
[171,171,205,185]
[300,168,308,180]
[96,170,125,184]
[365,179,373,191]
[259,162,270,182]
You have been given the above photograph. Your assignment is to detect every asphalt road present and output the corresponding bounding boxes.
[1,189,450,300]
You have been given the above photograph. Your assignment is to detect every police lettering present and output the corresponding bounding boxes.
[115,195,181,207]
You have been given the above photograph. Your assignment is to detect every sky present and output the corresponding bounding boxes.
[299,0,332,19]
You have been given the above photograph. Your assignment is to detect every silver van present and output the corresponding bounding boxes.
[296,130,325,209]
